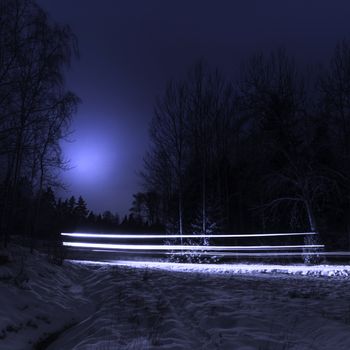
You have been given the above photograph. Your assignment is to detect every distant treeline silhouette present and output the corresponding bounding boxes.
[27,189,158,237]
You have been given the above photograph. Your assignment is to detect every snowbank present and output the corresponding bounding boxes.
[73,259,350,278]
[0,246,93,349]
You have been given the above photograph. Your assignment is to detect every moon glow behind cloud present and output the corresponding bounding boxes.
[61,119,121,197]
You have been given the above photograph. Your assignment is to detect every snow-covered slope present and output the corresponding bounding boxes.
[0,246,93,349]
[1,246,350,349]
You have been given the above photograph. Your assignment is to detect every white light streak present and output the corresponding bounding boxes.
[86,250,350,257]
[92,249,158,254]
[167,251,329,257]
[88,250,350,258]
[61,232,316,239]
[63,241,324,251]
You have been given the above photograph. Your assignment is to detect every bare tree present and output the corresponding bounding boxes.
[148,81,189,238]
[0,0,79,247]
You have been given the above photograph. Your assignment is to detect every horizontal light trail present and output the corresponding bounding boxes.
[61,232,316,239]
[90,249,314,256]
[63,241,324,251]
[167,251,328,257]
[89,249,342,257]
[91,249,165,254]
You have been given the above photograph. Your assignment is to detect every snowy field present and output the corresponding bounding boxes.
[1,247,350,349]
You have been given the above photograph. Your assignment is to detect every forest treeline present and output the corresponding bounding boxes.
[136,46,350,249]
[26,188,149,236]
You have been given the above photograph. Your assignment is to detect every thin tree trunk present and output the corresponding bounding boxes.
[305,200,317,233]
[178,186,183,243]
[202,159,206,235]
[303,200,321,264]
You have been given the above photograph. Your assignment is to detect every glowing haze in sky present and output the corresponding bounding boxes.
[60,110,137,216]
[63,130,116,184]
[37,0,350,216]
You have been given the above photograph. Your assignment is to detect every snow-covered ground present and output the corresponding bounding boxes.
[78,259,350,277]
[1,246,350,349]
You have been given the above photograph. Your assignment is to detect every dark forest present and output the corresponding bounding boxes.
[1,0,350,254]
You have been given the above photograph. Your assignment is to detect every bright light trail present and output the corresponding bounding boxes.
[63,241,324,251]
[91,249,160,254]
[90,249,338,257]
[61,232,316,239]
[167,251,329,257]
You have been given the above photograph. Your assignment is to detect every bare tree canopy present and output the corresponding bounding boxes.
[0,0,79,247]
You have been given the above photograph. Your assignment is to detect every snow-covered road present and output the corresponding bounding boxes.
[1,247,350,349]
[49,262,350,350]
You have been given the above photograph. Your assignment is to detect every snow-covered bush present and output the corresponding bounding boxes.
[165,214,221,264]
[303,234,323,264]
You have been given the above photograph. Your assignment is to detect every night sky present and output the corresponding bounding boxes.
[37,0,350,216]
